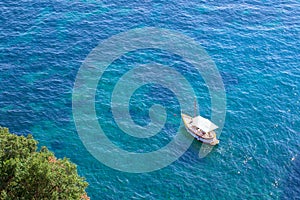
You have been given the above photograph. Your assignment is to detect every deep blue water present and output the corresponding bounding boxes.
[1,0,299,199]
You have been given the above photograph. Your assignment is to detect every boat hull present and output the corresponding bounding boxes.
[181,113,219,146]
[184,126,219,146]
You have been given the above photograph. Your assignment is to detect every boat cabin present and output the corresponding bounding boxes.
[190,116,218,132]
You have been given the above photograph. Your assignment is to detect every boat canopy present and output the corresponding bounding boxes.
[191,116,219,133]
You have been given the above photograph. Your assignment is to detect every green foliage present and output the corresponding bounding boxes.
[0,127,89,200]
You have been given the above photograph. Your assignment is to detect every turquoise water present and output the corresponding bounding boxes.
[1,0,299,199]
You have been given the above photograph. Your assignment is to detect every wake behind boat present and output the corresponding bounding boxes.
[181,113,219,146]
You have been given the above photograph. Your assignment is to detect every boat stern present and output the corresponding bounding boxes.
[210,139,219,146]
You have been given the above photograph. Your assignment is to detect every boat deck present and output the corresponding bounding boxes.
[181,113,219,144]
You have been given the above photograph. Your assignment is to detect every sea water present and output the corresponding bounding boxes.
[0,0,299,199]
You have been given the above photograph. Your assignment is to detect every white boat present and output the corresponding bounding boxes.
[181,113,219,146]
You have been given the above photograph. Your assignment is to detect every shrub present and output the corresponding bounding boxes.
[0,127,89,200]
